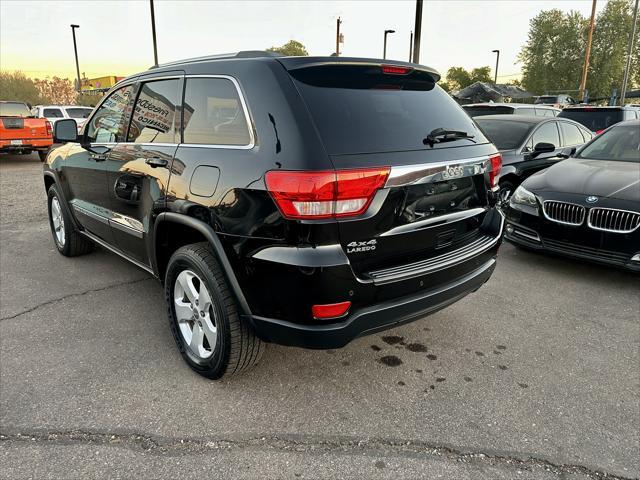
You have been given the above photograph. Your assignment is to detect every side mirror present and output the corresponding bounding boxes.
[531,142,555,157]
[53,119,79,143]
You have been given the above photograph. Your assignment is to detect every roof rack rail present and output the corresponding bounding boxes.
[149,50,282,69]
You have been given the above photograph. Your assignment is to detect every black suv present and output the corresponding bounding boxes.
[46,52,504,379]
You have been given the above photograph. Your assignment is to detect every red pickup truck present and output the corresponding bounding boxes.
[0,101,53,161]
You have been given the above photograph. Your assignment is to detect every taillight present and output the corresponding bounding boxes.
[381,65,412,75]
[265,167,390,220]
[45,121,52,136]
[312,301,351,320]
[595,129,604,135]
[488,153,502,188]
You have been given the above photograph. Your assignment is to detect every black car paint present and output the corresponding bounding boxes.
[475,115,593,196]
[504,128,640,271]
[44,54,503,348]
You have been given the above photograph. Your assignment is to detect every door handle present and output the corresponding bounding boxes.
[145,157,168,168]
[89,153,107,162]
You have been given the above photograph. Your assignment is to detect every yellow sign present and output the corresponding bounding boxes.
[81,76,122,91]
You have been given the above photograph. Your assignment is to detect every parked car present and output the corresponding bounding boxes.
[534,94,576,108]
[474,115,593,202]
[32,105,94,132]
[504,119,640,271]
[44,52,505,379]
[463,103,560,117]
[558,106,640,134]
[0,101,53,161]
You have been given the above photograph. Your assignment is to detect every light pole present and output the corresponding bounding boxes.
[150,0,159,66]
[412,0,423,63]
[492,49,500,84]
[383,29,395,59]
[409,31,413,62]
[336,17,342,56]
[70,24,82,93]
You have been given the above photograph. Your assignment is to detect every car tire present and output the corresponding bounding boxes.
[38,150,48,162]
[498,180,516,205]
[165,242,263,379]
[47,184,94,257]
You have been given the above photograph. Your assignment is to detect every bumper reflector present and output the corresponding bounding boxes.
[312,301,351,320]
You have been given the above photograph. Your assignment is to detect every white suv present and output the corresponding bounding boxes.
[32,105,94,131]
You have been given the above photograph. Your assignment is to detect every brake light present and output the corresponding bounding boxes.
[595,129,604,135]
[488,153,502,188]
[381,65,412,75]
[45,121,52,137]
[312,301,351,320]
[265,168,390,220]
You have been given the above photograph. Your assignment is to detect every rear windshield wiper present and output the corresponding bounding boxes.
[423,128,475,147]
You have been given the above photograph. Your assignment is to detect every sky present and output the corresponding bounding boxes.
[1,0,607,82]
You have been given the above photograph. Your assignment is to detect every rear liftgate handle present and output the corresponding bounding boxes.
[145,157,168,168]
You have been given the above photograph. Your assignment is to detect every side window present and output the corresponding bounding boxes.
[623,110,635,120]
[518,107,536,116]
[537,108,553,117]
[182,77,251,146]
[128,79,180,143]
[86,85,134,144]
[560,122,585,146]
[531,122,560,148]
[579,126,593,142]
[43,108,63,118]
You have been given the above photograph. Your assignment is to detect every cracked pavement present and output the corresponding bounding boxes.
[1,153,639,479]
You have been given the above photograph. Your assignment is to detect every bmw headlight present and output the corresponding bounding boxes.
[509,185,539,215]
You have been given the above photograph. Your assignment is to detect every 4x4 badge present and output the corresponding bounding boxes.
[347,239,377,254]
[586,195,598,204]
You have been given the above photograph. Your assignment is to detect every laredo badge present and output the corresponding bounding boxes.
[347,239,377,253]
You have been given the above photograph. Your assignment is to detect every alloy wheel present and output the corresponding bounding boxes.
[51,197,65,247]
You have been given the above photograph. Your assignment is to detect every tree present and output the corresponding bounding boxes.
[444,65,493,91]
[34,77,77,105]
[267,40,309,56]
[588,0,640,99]
[0,71,44,106]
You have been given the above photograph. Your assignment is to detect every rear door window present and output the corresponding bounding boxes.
[43,108,64,118]
[86,85,135,143]
[559,122,585,146]
[65,107,93,119]
[128,78,180,143]
[290,65,487,155]
[531,122,560,148]
[182,77,251,146]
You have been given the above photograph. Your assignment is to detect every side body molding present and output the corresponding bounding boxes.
[154,212,252,316]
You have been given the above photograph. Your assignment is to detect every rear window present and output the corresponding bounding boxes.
[0,102,31,117]
[535,96,558,104]
[474,119,534,150]
[66,107,93,119]
[463,105,514,117]
[43,108,64,118]
[290,66,487,155]
[558,109,624,131]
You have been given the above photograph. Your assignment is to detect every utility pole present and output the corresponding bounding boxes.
[579,0,597,102]
[336,17,342,56]
[621,0,639,105]
[492,49,500,84]
[70,24,81,93]
[409,31,413,62]
[150,0,159,66]
[412,0,423,63]
[383,29,395,59]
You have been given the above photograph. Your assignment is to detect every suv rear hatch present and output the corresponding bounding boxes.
[277,59,501,280]
[558,108,624,133]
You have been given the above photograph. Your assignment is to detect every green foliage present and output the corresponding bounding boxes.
[519,1,639,98]
[444,65,494,91]
[0,71,44,106]
[267,40,309,56]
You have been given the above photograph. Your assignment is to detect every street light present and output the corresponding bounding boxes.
[383,29,396,59]
[492,49,500,84]
[70,24,81,93]
[150,0,159,66]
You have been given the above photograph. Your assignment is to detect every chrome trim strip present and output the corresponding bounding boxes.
[80,230,154,274]
[587,207,640,234]
[380,208,487,237]
[252,244,350,267]
[71,203,109,225]
[368,215,504,285]
[109,218,144,238]
[542,200,585,227]
[385,155,490,188]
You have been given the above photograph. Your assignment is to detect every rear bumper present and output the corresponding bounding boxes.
[247,257,496,349]
[0,138,52,151]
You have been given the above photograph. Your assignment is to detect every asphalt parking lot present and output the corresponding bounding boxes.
[0,153,638,479]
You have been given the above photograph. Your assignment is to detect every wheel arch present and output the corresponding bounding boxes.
[43,170,81,230]
[153,212,251,316]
